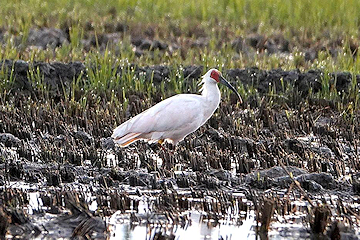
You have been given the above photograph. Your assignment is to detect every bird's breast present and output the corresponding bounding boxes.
[201,94,221,124]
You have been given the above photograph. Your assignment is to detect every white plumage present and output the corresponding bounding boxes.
[112,69,242,147]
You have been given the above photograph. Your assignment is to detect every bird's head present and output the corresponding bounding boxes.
[203,69,243,104]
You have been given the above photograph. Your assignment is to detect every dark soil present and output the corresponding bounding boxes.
[1,59,359,99]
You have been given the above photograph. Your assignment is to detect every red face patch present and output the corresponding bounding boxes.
[210,70,220,82]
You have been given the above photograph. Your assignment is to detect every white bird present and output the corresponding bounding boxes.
[112,69,242,147]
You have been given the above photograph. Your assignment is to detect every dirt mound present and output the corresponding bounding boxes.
[2,60,359,99]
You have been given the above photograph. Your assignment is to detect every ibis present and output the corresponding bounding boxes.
[112,69,242,147]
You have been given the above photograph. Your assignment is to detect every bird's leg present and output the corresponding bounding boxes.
[158,139,168,152]
[168,143,176,154]
[157,140,175,155]
[157,140,176,173]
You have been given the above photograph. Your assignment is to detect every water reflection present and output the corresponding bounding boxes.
[109,210,257,240]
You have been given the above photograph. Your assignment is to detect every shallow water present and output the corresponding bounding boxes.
[109,210,257,240]
[108,211,316,240]
[20,182,310,240]
[3,181,360,240]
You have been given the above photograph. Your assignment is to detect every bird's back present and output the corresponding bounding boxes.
[112,94,206,146]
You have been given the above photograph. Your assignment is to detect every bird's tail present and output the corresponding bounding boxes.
[112,117,142,147]
[112,132,142,147]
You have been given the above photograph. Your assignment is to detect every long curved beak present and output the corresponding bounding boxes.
[219,75,243,104]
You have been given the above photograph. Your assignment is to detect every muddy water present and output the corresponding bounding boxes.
[109,211,256,240]
[8,181,310,239]
[3,165,360,240]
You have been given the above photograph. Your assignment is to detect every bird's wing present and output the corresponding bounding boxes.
[112,94,203,141]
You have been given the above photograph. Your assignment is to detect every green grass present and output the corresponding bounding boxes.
[0,0,360,118]
[1,0,359,36]
[0,0,360,70]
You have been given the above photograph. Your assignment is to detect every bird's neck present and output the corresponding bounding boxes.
[201,83,221,119]
[201,81,221,98]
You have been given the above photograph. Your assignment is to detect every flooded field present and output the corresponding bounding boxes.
[1,61,360,239]
[1,0,360,239]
